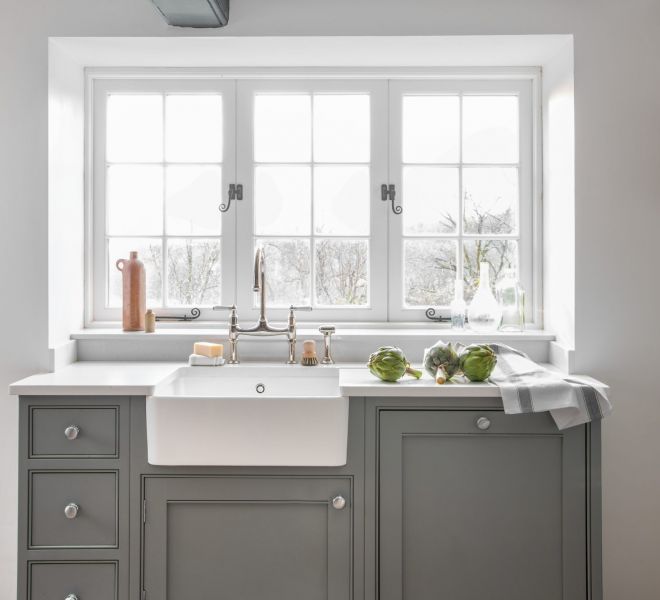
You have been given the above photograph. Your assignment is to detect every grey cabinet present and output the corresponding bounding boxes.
[142,476,353,600]
[18,397,129,600]
[378,410,588,600]
[17,395,600,600]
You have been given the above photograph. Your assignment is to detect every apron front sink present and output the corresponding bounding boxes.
[146,365,348,466]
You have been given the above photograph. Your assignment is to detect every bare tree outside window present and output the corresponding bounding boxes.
[167,239,221,306]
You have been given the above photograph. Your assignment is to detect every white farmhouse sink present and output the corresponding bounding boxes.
[146,365,348,466]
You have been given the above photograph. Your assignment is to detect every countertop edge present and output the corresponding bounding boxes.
[8,361,606,397]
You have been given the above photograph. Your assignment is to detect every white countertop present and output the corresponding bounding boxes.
[9,360,603,397]
[9,361,501,397]
[338,368,500,397]
[8,362,182,396]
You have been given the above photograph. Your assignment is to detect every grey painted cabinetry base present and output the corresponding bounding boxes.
[18,394,601,600]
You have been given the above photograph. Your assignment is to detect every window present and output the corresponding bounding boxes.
[387,80,534,321]
[90,73,538,323]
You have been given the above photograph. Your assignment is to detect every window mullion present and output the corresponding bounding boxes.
[161,93,169,307]
[457,92,464,289]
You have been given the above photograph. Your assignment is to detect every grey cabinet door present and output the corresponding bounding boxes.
[143,476,352,600]
[379,410,587,600]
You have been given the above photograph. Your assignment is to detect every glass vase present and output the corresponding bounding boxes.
[450,279,467,329]
[496,269,525,331]
[468,262,502,332]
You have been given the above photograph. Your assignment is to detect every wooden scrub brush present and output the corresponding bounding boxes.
[301,340,319,366]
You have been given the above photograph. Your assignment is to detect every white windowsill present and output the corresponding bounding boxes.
[72,326,555,342]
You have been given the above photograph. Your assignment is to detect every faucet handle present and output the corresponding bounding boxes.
[212,304,237,312]
[289,305,312,312]
[319,325,336,364]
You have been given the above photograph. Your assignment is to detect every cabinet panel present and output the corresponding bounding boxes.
[29,471,118,549]
[30,406,118,458]
[143,476,352,600]
[29,562,117,600]
[379,410,587,600]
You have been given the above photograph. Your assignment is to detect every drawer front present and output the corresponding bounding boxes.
[29,471,117,549]
[29,561,117,600]
[30,406,118,458]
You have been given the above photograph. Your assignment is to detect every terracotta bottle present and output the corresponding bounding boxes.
[116,251,146,331]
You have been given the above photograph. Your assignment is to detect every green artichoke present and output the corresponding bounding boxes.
[459,344,497,382]
[368,346,422,382]
[423,341,461,384]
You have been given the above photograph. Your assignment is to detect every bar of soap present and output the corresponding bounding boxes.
[193,342,224,358]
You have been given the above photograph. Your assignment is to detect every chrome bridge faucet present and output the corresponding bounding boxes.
[213,248,311,364]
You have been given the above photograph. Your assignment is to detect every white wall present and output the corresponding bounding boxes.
[542,39,576,366]
[48,42,85,367]
[1,1,659,598]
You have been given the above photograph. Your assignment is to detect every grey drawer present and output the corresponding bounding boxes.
[29,471,118,549]
[29,406,118,458]
[29,561,117,600]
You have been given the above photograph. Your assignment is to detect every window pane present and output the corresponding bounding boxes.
[107,238,162,308]
[254,94,311,162]
[315,239,368,306]
[165,95,223,163]
[463,239,518,301]
[403,95,460,164]
[167,239,221,306]
[313,166,369,236]
[462,96,518,163]
[254,166,311,235]
[257,239,311,307]
[403,167,458,235]
[313,94,370,163]
[463,167,518,235]
[106,95,162,163]
[166,165,222,236]
[404,239,457,306]
[107,165,163,236]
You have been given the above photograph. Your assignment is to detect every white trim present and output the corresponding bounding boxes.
[85,65,543,80]
[235,79,388,322]
[86,68,542,325]
[387,77,540,325]
[89,77,237,322]
[48,340,78,372]
[549,340,576,374]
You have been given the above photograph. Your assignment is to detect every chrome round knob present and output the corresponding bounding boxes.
[64,503,79,519]
[476,416,491,431]
[65,594,79,600]
[331,495,346,510]
[64,425,80,441]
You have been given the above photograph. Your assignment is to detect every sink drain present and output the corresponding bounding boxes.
[255,383,265,394]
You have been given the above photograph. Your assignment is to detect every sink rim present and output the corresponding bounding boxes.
[149,364,344,400]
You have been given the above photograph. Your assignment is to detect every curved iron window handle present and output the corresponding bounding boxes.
[425,307,451,323]
[155,307,201,322]
[220,183,243,213]
[381,184,402,214]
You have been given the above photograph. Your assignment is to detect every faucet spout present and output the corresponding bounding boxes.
[253,247,264,292]
[215,247,308,364]
[253,248,267,323]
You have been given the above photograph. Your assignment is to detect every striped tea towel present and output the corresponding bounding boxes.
[488,344,612,430]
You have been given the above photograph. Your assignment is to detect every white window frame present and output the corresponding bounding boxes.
[87,68,541,326]
[388,78,536,322]
[90,78,237,322]
[235,79,389,323]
